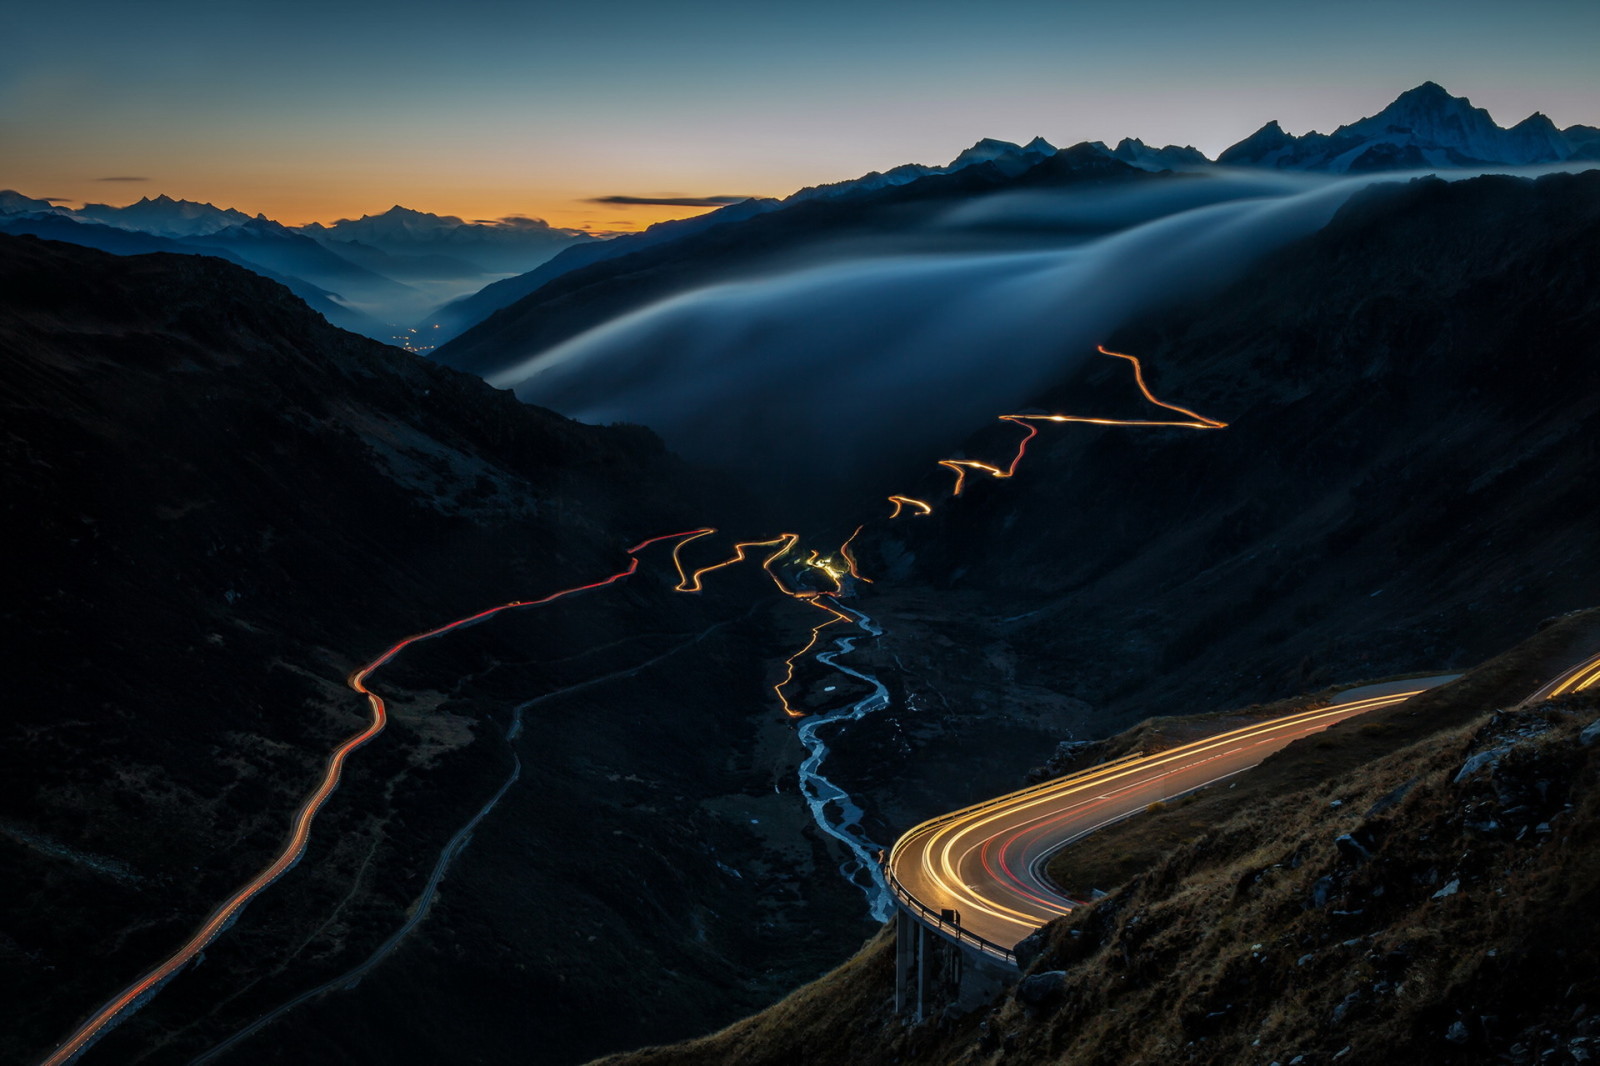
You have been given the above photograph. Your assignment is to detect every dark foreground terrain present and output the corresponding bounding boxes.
[4,166,1599,1066]
[598,610,1600,1066]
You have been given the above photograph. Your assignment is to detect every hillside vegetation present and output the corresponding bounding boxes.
[594,608,1600,1066]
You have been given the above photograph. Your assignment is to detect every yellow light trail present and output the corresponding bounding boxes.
[1539,652,1600,699]
[37,527,709,1066]
[887,495,933,518]
[838,525,873,584]
[889,689,1432,949]
[935,345,1227,500]
[774,597,858,718]
[671,531,797,593]
[41,346,1227,1063]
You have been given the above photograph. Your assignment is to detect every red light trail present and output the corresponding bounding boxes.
[922,345,1227,504]
[42,346,1224,1064]
[39,528,708,1066]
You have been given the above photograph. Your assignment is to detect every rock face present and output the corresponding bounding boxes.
[0,235,857,1066]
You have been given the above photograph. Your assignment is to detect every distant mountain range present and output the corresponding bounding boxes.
[1218,81,1600,171]
[4,82,1595,349]
[0,197,594,342]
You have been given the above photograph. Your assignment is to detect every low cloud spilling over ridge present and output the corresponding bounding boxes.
[496,166,1592,500]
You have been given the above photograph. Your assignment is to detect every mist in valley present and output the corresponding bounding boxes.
[490,165,1582,507]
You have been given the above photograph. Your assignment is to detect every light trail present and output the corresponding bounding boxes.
[672,531,798,594]
[887,687,1440,955]
[46,345,1226,1062]
[38,528,708,1066]
[838,525,873,584]
[891,647,1600,961]
[936,346,1227,500]
[887,495,933,518]
[1525,649,1600,702]
[774,597,857,717]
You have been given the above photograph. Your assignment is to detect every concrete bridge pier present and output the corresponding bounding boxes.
[894,909,1013,1023]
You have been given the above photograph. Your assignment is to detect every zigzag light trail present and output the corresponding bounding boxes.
[913,346,1228,508]
[42,347,1220,1065]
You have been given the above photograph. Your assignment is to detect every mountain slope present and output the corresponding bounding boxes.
[856,170,1600,726]
[0,235,866,1066]
[432,150,1147,382]
[590,610,1600,1066]
[0,212,390,337]
[424,196,782,340]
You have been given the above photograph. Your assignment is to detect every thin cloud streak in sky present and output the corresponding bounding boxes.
[94,176,149,182]
[591,195,755,207]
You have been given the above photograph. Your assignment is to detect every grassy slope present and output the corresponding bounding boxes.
[591,607,1600,1066]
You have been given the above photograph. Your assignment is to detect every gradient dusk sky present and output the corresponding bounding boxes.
[5,0,1597,231]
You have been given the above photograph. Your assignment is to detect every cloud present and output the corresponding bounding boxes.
[471,214,557,230]
[588,194,752,207]
[95,175,148,182]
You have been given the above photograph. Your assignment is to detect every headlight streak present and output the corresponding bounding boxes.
[893,693,1425,941]
[838,525,872,584]
[43,346,1225,1064]
[890,647,1600,958]
[935,346,1226,500]
[1549,657,1600,697]
[887,495,934,518]
[38,527,712,1066]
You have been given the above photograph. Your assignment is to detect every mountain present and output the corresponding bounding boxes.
[0,193,586,336]
[861,169,1600,718]
[184,216,420,311]
[579,167,1600,1066]
[75,193,256,237]
[432,149,1148,385]
[0,212,388,337]
[1219,81,1588,171]
[426,137,1067,344]
[591,609,1600,1066]
[1107,136,1210,171]
[789,135,1059,204]
[0,190,67,215]
[423,196,782,340]
[298,205,596,274]
[0,235,887,1066]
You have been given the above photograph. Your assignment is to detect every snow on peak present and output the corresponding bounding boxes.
[1220,84,1586,170]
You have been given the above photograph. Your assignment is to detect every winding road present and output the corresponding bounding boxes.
[888,649,1600,961]
[886,675,1462,959]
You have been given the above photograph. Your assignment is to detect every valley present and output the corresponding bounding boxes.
[5,78,1600,1066]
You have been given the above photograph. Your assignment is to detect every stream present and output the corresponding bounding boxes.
[793,601,896,923]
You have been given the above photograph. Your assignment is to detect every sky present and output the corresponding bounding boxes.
[4,0,1598,232]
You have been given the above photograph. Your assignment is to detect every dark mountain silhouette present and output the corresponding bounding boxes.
[0,236,874,1066]
[1219,81,1591,170]
[0,213,387,337]
[432,150,1148,382]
